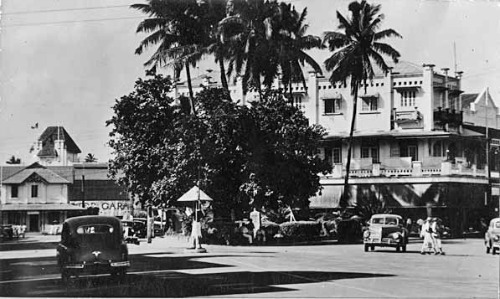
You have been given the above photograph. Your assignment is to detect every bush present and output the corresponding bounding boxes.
[279,221,321,241]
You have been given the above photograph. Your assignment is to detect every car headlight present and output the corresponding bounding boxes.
[390,232,401,239]
[494,235,500,241]
[363,230,371,238]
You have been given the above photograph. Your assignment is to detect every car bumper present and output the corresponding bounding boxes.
[364,238,403,246]
[63,261,130,273]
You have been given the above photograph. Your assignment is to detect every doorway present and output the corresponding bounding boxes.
[29,214,39,232]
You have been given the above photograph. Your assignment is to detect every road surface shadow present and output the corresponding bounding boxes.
[4,270,395,297]
[0,240,59,251]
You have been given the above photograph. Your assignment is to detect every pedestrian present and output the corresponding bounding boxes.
[431,218,445,255]
[240,219,254,245]
[420,217,437,255]
[406,217,413,232]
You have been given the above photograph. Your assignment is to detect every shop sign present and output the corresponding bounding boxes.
[70,201,131,216]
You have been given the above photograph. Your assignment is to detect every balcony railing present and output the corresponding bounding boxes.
[324,160,487,179]
[433,107,463,129]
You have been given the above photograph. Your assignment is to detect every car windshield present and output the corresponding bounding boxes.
[495,222,500,229]
[372,217,399,225]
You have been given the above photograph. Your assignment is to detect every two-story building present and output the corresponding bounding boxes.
[174,61,499,235]
[0,126,131,232]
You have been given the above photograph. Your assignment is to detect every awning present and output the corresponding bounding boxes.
[309,185,342,209]
[0,203,86,211]
[360,92,379,98]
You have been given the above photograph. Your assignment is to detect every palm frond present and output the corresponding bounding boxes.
[374,29,402,41]
[372,42,401,62]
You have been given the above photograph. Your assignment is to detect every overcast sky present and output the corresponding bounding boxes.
[1,0,500,164]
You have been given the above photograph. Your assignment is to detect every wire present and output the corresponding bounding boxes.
[2,5,130,15]
[2,16,144,27]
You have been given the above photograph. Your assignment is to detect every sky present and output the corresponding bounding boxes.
[1,0,500,164]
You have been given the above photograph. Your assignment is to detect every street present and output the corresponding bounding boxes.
[0,234,498,298]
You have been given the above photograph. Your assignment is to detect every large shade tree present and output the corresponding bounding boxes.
[107,75,329,217]
[323,0,401,208]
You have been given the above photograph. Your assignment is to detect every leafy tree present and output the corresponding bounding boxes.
[6,155,21,164]
[238,91,330,213]
[107,75,329,217]
[323,0,401,208]
[84,153,98,163]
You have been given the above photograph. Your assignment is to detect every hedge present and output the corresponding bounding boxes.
[279,221,321,241]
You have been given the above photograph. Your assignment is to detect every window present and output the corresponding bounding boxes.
[11,185,18,198]
[400,91,416,107]
[361,144,379,163]
[390,143,400,157]
[401,144,418,161]
[361,97,378,112]
[31,185,38,198]
[432,141,443,157]
[324,98,342,114]
[333,148,342,164]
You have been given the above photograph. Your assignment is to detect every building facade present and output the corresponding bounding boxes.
[0,127,131,231]
[174,61,499,235]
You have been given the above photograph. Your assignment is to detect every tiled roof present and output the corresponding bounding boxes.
[3,163,70,184]
[461,93,479,109]
[37,126,81,156]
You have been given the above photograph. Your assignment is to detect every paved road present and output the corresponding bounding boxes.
[0,234,498,298]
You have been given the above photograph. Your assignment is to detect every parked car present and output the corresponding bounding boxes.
[0,224,14,241]
[363,214,408,252]
[132,220,147,238]
[484,217,500,254]
[121,220,140,245]
[56,216,130,282]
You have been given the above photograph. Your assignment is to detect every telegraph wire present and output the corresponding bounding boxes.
[2,5,130,15]
[2,16,143,28]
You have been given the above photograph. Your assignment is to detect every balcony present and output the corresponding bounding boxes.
[393,110,424,129]
[324,160,487,179]
[433,107,463,130]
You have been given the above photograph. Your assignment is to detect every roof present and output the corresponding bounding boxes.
[37,126,81,156]
[371,214,403,218]
[73,163,112,180]
[68,180,128,201]
[0,203,85,211]
[64,215,121,227]
[463,124,500,139]
[324,129,482,140]
[2,162,70,184]
[0,165,74,183]
[461,93,479,110]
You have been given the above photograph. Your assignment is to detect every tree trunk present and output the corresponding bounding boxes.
[219,59,229,92]
[342,84,359,208]
[147,205,153,244]
[185,62,195,115]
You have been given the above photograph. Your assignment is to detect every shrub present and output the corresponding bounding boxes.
[279,221,321,241]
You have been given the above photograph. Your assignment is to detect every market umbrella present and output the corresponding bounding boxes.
[177,186,213,203]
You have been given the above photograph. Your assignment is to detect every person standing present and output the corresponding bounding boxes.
[420,217,437,255]
[431,218,445,255]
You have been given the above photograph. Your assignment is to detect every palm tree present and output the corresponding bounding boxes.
[272,3,322,101]
[84,153,98,163]
[219,0,279,96]
[132,0,206,114]
[323,0,401,208]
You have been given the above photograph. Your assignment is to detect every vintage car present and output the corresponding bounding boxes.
[485,217,500,254]
[121,220,140,245]
[56,216,130,282]
[363,214,408,252]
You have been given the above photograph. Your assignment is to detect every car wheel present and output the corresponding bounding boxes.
[370,246,375,251]
[396,246,401,252]
[364,244,369,252]
[486,243,491,254]
[402,245,407,252]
